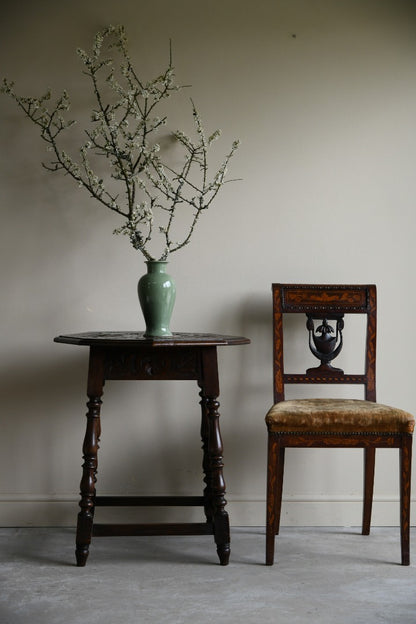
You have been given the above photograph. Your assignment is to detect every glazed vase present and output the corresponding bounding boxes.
[138,261,176,337]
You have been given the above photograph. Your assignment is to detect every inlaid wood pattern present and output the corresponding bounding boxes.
[280,284,369,313]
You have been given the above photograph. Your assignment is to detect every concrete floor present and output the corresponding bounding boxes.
[1,527,415,624]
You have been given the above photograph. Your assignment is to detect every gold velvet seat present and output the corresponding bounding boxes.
[265,284,414,566]
[266,399,415,434]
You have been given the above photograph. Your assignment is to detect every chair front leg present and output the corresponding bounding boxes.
[400,435,412,566]
[266,433,282,565]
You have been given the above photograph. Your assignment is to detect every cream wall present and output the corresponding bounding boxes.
[1,0,416,527]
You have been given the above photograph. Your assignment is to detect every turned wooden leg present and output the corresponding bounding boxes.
[206,395,230,565]
[199,347,230,565]
[362,447,376,536]
[75,347,104,567]
[200,391,213,524]
[400,435,412,566]
[75,395,102,566]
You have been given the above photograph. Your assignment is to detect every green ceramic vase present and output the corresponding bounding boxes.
[138,261,176,338]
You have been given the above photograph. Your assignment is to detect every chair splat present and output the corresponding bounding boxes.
[306,314,344,375]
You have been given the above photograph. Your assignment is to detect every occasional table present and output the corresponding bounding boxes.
[54,332,250,566]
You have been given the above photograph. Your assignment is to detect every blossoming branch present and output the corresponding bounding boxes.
[2,25,239,261]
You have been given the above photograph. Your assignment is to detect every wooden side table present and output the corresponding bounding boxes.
[54,332,250,566]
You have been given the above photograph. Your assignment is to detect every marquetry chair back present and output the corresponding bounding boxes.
[265,283,414,567]
[272,283,376,403]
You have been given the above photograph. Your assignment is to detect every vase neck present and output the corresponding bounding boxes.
[146,260,168,273]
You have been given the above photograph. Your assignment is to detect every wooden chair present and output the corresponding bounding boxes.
[265,284,414,565]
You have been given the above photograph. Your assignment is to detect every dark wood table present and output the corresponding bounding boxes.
[54,332,250,566]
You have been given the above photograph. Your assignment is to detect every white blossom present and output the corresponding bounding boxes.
[2,25,239,261]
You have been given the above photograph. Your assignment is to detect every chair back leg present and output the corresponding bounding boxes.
[362,447,376,535]
[275,447,285,535]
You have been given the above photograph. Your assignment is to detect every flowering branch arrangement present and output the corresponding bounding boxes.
[2,25,239,261]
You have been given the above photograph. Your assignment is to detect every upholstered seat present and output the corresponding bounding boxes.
[266,399,415,434]
[265,284,414,566]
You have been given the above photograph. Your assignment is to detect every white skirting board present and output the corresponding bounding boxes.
[0,495,413,527]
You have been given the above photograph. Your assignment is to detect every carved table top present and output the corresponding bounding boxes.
[54,331,250,348]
